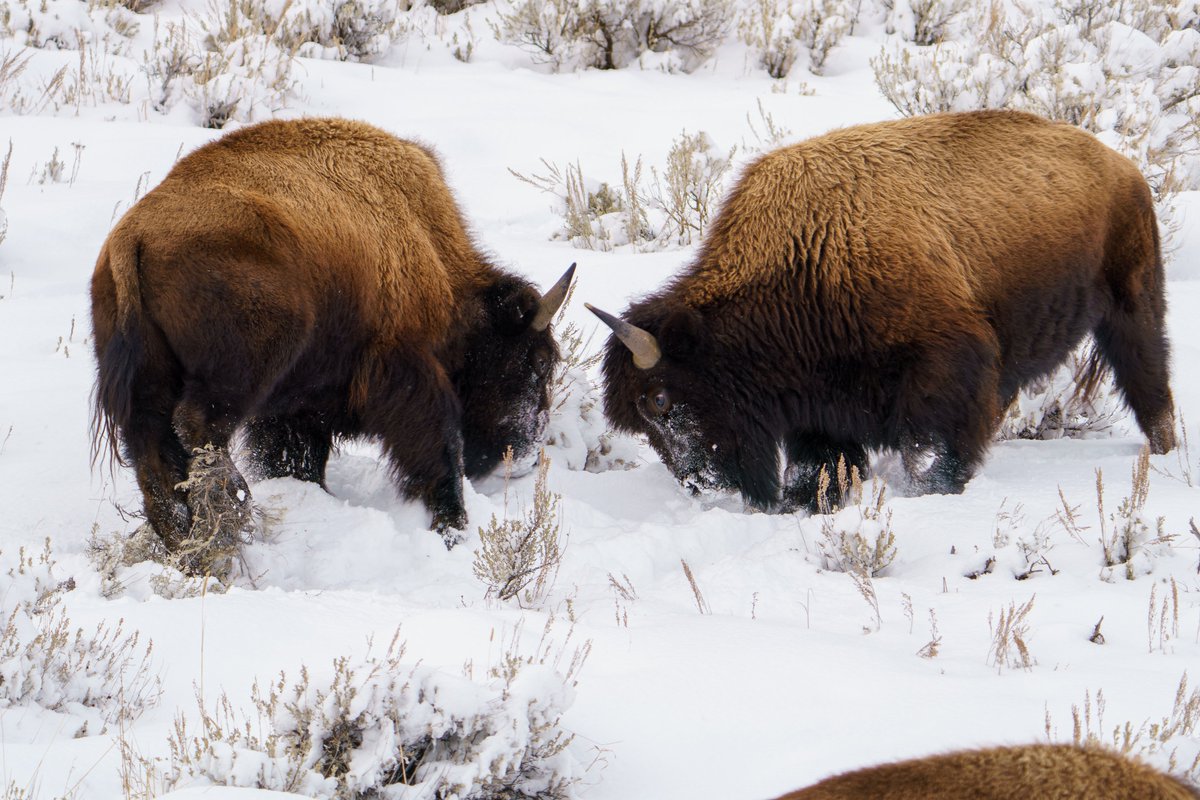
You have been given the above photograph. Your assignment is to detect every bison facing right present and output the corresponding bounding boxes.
[91,118,572,561]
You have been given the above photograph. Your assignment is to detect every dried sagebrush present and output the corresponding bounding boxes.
[473,450,567,607]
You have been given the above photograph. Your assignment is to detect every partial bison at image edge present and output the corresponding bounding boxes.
[590,109,1175,514]
[90,117,574,563]
[770,743,1199,799]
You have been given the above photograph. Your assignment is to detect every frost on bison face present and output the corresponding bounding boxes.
[590,110,1175,514]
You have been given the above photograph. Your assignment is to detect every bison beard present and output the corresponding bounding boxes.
[90,117,574,561]
[590,110,1175,514]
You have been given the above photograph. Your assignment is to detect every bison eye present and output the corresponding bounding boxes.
[647,388,671,415]
[531,348,553,378]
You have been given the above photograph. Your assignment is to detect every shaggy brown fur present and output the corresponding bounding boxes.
[91,117,571,552]
[772,744,1199,799]
[594,110,1174,512]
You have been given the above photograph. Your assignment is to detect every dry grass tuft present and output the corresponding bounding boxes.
[170,444,256,581]
[998,345,1127,442]
[0,138,11,248]
[510,126,734,252]
[87,522,169,598]
[917,608,941,658]
[473,449,567,607]
[1097,449,1170,579]
[162,621,593,798]
[988,594,1036,671]
[815,458,897,579]
[1,539,161,731]
[650,129,734,247]
[492,0,730,73]
[1147,577,1181,655]
[1048,672,1200,782]
[609,572,637,627]
[509,159,613,250]
[680,559,711,614]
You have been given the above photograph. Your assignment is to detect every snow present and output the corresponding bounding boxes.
[1,2,1199,799]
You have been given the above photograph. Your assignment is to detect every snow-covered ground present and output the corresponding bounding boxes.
[2,2,1199,798]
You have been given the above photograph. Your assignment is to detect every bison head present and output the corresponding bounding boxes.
[589,301,782,511]
[458,263,575,478]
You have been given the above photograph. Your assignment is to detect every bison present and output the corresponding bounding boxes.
[91,117,574,557]
[588,110,1174,513]
[771,743,1198,799]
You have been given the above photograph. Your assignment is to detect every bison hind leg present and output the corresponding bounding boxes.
[781,434,868,514]
[1093,315,1175,455]
[168,388,256,577]
[175,444,254,579]
[243,414,334,487]
[1094,205,1175,453]
[124,411,192,552]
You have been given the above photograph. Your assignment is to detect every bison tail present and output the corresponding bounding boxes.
[91,323,143,472]
[90,230,146,472]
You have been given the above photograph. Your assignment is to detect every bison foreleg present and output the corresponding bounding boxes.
[396,431,467,548]
[911,445,972,496]
[368,352,469,548]
[903,401,992,497]
[900,327,1000,498]
[781,434,868,513]
[426,463,468,547]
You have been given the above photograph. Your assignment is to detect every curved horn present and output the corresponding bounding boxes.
[531,262,577,332]
[585,303,661,370]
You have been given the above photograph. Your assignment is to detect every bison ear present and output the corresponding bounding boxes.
[658,306,705,359]
[489,280,541,335]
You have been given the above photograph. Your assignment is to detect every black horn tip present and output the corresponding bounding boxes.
[553,262,577,289]
[532,262,578,331]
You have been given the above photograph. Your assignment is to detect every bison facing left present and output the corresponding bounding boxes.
[91,117,573,555]
[589,110,1175,514]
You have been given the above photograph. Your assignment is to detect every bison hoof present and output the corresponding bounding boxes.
[431,507,467,550]
[778,494,818,515]
[1149,424,1175,455]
